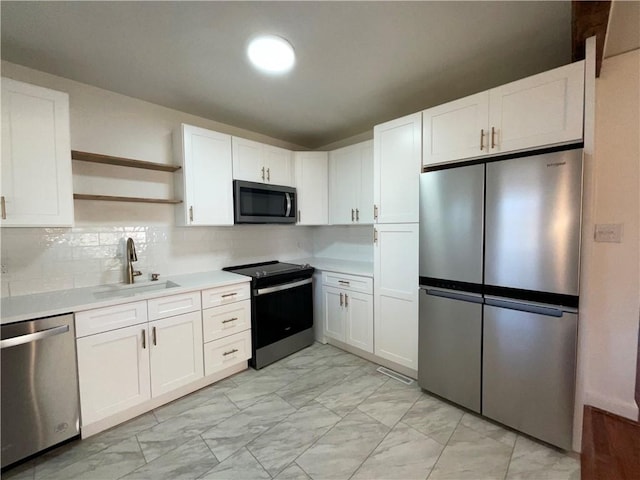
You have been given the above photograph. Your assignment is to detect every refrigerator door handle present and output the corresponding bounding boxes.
[421,287,484,304]
[484,296,568,317]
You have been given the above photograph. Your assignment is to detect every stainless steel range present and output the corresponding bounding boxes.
[223,261,315,369]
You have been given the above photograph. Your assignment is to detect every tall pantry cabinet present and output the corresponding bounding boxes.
[373,112,422,372]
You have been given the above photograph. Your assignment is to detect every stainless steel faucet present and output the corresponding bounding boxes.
[125,237,142,284]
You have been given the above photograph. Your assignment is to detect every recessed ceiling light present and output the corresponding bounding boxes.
[247,35,295,74]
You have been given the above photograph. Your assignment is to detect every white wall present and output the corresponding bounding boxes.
[579,48,639,423]
[312,225,373,262]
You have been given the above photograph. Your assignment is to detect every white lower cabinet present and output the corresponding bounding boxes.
[149,311,203,397]
[203,330,252,376]
[323,273,374,353]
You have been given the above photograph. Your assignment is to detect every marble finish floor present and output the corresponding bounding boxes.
[6,343,579,480]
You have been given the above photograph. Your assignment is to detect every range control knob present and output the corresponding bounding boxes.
[255,271,262,278]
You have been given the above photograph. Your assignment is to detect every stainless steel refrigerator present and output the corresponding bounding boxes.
[418,147,582,450]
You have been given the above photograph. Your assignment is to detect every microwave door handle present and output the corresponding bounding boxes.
[285,192,292,217]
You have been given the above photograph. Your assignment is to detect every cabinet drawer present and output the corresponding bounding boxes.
[322,272,373,294]
[204,330,251,376]
[75,301,147,338]
[201,282,251,309]
[203,300,251,343]
[147,291,201,321]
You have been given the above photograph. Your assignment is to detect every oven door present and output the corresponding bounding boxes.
[233,180,296,224]
[253,278,313,350]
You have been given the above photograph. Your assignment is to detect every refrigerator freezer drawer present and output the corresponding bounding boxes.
[482,304,577,450]
[418,288,482,413]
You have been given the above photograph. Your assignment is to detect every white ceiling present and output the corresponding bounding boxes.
[1,1,572,148]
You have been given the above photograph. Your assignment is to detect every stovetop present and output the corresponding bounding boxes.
[223,261,313,279]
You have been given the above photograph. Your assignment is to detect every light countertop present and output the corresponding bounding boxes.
[1,270,250,325]
[294,257,374,277]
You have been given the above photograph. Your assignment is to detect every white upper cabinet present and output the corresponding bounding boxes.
[232,137,293,186]
[329,140,374,225]
[488,61,585,154]
[374,113,422,224]
[294,151,328,225]
[423,61,585,167]
[174,124,233,226]
[1,78,74,227]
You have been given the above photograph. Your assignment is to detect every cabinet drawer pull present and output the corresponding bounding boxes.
[345,294,349,307]
[338,280,350,285]
[142,329,146,349]
[1,196,6,220]
[221,293,237,298]
[222,317,238,324]
[223,348,239,356]
[491,127,496,149]
[340,292,344,307]
[480,129,485,151]
[152,326,157,346]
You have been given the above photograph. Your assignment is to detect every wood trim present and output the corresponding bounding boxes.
[73,194,182,204]
[572,1,612,77]
[71,150,181,172]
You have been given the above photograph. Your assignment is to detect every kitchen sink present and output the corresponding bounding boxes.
[92,280,180,299]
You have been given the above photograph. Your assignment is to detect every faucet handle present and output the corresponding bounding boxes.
[151,273,160,281]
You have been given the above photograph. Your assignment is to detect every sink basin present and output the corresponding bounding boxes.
[92,280,180,299]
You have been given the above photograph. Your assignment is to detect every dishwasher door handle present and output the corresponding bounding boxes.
[1,325,70,349]
[255,278,312,296]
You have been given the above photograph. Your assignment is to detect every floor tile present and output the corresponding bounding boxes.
[200,447,270,480]
[120,436,218,479]
[314,368,388,416]
[352,422,444,480]
[401,394,464,445]
[274,463,311,480]
[357,378,422,427]
[247,402,341,476]
[136,394,238,463]
[459,412,517,448]
[276,365,347,408]
[224,374,294,409]
[428,424,513,480]
[37,436,145,480]
[296,409,390,479]
[2,459,36,480]
[201,394,296,462]
[506,435,580,480]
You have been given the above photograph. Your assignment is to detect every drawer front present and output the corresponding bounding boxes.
[147,291,201,321]
[201,282,251,309]
[322,272,373,294]
[204,330,252,376]
[203,300,251,343]
[75,301,148,337]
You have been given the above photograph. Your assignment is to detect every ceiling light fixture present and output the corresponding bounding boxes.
[247,35,295,74]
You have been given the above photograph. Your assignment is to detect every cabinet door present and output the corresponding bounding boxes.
[345,291,373,353]
[329,144,359,224]
[294,152,328,225]
[357,140,374,224]
[324,286,346,342]
[374,112,422,224]
[176,124,233,226]
[265,145,293,186]
[149,311,204,397]
[423,92,490,166]
[232,137,264,183]
[374,223,419,369]
[1,78,73,227]
[76,325,151,425]
[488,61,584,154]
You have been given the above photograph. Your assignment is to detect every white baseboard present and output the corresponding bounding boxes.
[584,390,639,421]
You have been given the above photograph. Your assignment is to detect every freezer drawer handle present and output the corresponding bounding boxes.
[1,325,69,349]
[422,288,484,304]
[485,297,563,317]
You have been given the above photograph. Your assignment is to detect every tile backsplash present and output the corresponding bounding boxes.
[1,224,373,297]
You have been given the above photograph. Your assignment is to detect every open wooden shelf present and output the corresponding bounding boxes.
[71,150,181,172]
[73,194,182,204]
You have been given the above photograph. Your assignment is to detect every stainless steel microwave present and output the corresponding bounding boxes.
[233,180,297,224]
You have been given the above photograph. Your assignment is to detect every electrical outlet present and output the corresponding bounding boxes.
[594,223,623,243]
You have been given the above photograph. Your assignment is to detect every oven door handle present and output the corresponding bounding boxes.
[255,277,312,296]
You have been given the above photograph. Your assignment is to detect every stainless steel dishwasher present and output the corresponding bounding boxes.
[1,314,80,468]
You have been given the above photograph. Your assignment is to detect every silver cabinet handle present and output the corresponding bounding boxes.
[221,292,237,298]
[356,208,359,221]
[152,326,157,346]
[351,208,355,222]
[189,206,194,222]
[297,210,301,223]
[267,168,270,182]
[345,294,349,307]
[480,129,485,151]
[340,292,344,306]
[491,126,496,149]
[222,317,238,324]
[1,325,69,349]
[373,204,378,220]
[261,166,265,181]
[338,280,350,286]
[1,196,6,220]
[142,329,146,349]
[374,229,378,244]
[223,348,239,356]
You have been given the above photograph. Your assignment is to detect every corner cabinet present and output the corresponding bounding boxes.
[294,151,329,225]
[329,140,373,225]
[423,61,585,167]
[232,137,293,186]
[173,124,233,226]
[373,113,422,224]
[1,77,74,227]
